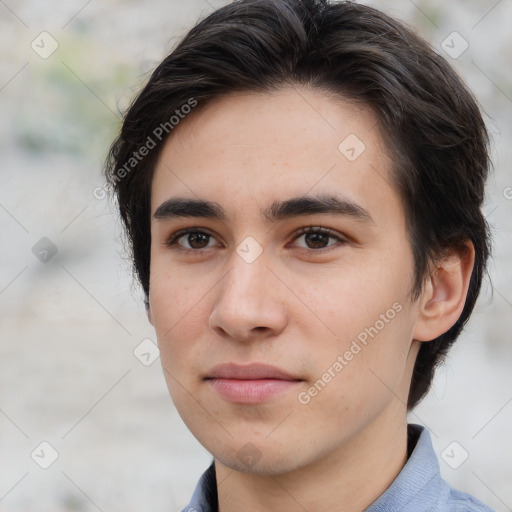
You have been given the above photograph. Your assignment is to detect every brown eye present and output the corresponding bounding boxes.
[165,229,218,252]
[293,226,346,251]
[301,231,331,249]
[182,232,211,249]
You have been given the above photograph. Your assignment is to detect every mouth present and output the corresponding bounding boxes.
[204,363,304,404]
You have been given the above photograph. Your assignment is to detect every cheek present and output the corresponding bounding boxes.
[149,253,206,323]
[300,308,412,433]
[148,264,205,364]
[301,259,414,390]
[294,257,408,337]
[150,275,208,416]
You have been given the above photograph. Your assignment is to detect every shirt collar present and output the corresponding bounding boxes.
[365,423,441,511]
[185,458,218,512]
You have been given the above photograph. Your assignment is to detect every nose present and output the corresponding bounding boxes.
[208,250,288,343]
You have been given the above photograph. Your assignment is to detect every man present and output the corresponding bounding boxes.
[105,1,494,510]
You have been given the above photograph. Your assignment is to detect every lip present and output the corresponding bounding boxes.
[206,362,301,380]
[205,363,303,404]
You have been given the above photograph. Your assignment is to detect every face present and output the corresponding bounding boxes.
[148,87,422,475]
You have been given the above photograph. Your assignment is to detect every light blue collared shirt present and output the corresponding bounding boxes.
[181,424,494,511]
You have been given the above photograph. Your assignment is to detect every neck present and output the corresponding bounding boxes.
[215,410,409,512]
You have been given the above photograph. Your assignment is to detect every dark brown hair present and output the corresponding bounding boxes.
[105,0,491,409]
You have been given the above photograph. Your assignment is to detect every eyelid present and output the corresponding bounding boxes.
[293,225,346,241]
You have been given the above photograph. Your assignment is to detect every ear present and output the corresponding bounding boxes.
[413,241,475,342]
[145,299,154,326]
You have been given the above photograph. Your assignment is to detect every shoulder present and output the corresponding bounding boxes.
[366,425,495,512]
[439,483,496,512]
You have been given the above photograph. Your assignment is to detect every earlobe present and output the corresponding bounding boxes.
[413,241,475,342]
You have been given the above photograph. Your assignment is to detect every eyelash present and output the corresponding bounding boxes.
[164,225,347,255]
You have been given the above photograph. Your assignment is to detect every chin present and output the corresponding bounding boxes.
[214,449,305,476]
[203,432,311,477]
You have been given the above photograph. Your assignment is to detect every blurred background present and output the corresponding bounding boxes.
[0,0,511,511]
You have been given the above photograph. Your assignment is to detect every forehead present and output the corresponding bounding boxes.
[151,87,401,227]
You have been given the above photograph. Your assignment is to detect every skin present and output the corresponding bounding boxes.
[147,87,474,512]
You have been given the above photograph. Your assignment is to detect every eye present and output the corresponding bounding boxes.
[291,226,346,251]
[164,226,347,255]
[165,229,218,253]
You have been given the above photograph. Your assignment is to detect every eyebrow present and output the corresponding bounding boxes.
[153,194,375,225]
